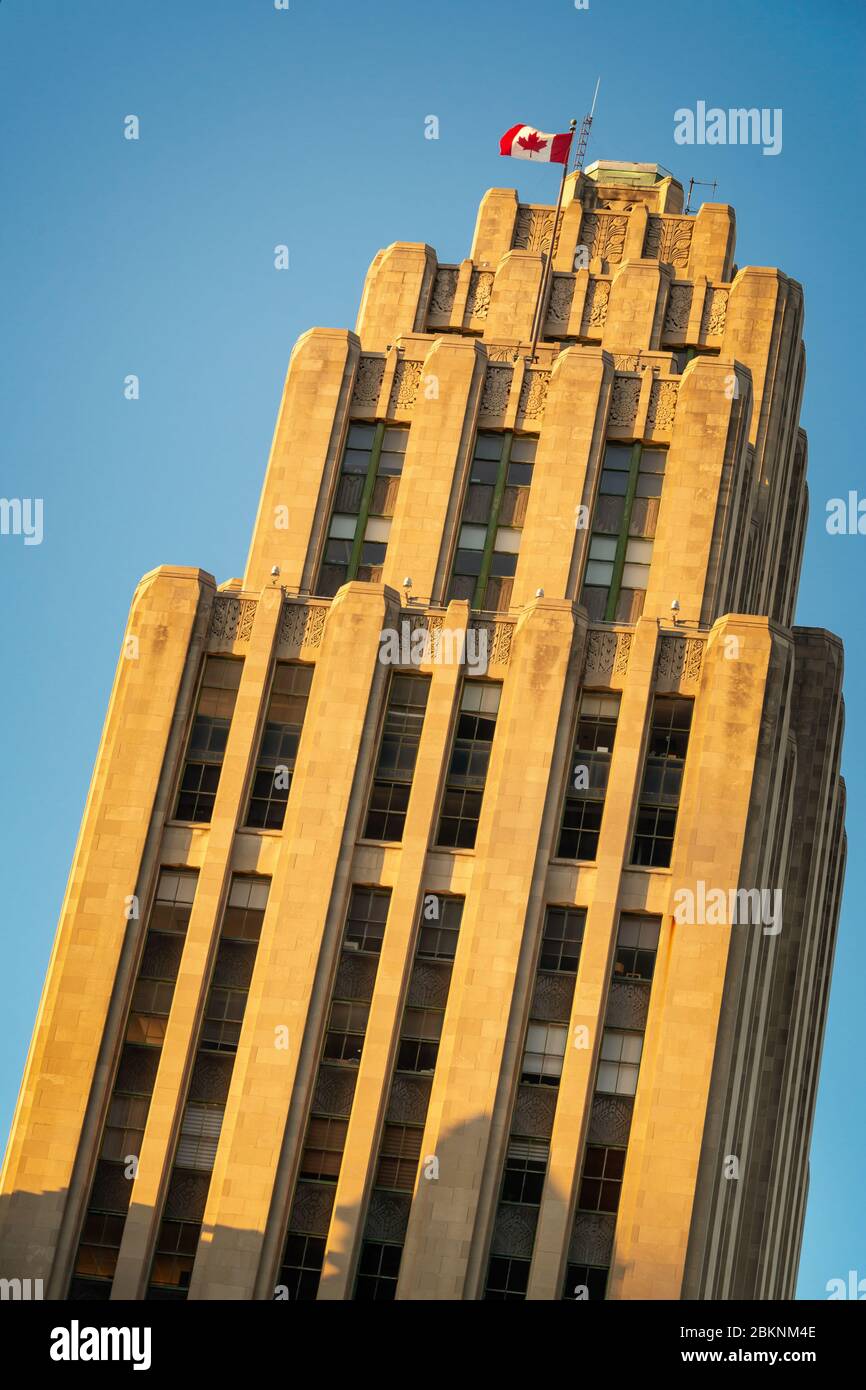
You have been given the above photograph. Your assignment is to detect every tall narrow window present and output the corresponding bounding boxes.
[580,444,666,623]
[278,886,392,1301]
[318,423,408,596]
[557,692,621,860]
[146,876,270,1300]
[363,673,431,842]
[175,658,243,823]
[246,663,313,830]
[69,870,198,1301]
[353,894,465,1301]
[484,906,584,1300]
[436,681,501,849]
[563,911,661,1301]
[631,696,693,867]
[447,431,537,613]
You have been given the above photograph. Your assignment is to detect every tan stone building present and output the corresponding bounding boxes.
[0,160,846,1302]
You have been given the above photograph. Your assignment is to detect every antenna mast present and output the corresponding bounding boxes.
[571,77,600,174]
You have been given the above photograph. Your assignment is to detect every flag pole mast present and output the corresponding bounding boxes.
[527,118,577,364]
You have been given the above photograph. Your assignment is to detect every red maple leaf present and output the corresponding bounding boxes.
[517,130,548,154]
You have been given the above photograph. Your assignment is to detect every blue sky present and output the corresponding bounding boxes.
[1,0,863,1299]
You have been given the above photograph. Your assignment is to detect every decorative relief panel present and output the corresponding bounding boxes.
[352,354,385,407]
[581,212,627,265]
[701,286,729,336]
[312,1066,357,1119]
[290,1183,335,1236]
[613,354,640,371]
[655,635,705,687]
[546,273,576,323]
[608,375,640,430]
[530,972,575,1023]
[366,1191,411,1244]
[584,629,632,679]
[513,1083,557,1140]
[646,379,679,432]
[664,283,693,335]
[491,1203,538,1259]
[486,344,519,363]
[467,269,494,319]
[480,364,512,415]
[587,1093,634,1147]
[279,602,327,650]
[569,1212,616,1266]
[518,369,550,421]
[644,215,693,269]
[605,979,651,1031]
[579,279,610,333]
[389,358,422,412]
[209,595,256,643]
[512,206,555,254]
[430,267,458,316]
[387,1073,432,1126]
[471,618,514,666]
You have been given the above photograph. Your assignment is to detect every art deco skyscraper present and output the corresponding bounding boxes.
[0,160,846,1301]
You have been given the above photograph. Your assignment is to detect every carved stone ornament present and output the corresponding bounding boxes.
[209,596,256,642]
[430,267,458,316]
[608,376,640,429]
[644,215,693,269]
[480,364,512,415]
[646,380,678,432]
[352,355,385,407]
[581,212,627,265]
[580,279,610,332]
[512,206,555,254]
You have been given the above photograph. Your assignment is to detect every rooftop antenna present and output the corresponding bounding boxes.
[686,176,718,213]
[571,77,601,174]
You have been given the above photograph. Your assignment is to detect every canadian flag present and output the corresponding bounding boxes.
[499,124,572,164]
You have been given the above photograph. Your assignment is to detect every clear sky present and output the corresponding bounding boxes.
[1,0,863,1299]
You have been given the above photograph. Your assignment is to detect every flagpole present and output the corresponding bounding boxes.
[527,119,577,364]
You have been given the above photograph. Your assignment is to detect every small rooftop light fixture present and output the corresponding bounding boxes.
[535,587,545,598]
[671,597,681,625]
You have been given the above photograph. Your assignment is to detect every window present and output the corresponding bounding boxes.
[352,893,463,1303]
[278,1234,326,1302]
[436,682,501,849]
[149,1220,200,1298]
[578,1145,626,1213]
[539,906,585,974]
[375,1124,423,1191]
[501,1137,549,1205]
[324,999,371,1064]
[246,663,313,829]
[395,1005,442,1073]
[70,869,198,1300]
[597,1029,643,1096]
[281,886,391,1299]
[417,894,464,961]
[363,674,431,841]
[355,1242,402,1301]
[580,444,666,623]
[521,1022,567,1086]
[613,914,661,981]
[631,697,693,867]
[175,658,242,822]
[557,693,620,860]
[300,1117,349,1182]
[343,886,390,954]
[318,423,409,596]
[175,1103,223,1171]
[447,432,537,612]
[485,1256,530,1301]
[145,876,270,1301]
[562,1263,609,1301]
